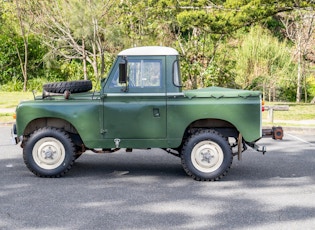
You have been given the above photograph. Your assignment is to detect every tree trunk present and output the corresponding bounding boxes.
[296,53,302,102]
[82,38,88,80]
[15,0,28,92]
[296,32,302,103]
[272,87,276,102]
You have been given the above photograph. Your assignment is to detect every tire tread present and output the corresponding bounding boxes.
[23,127,76,178]
[43,80,92,94]
[181,129,233,181]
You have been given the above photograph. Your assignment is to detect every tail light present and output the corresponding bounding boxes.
[261,100,265,112]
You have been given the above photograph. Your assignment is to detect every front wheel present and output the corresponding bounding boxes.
[181,129,233,181]
[23,127,76,177]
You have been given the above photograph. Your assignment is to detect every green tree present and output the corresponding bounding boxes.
[118,0,179,47]
[177,0,315,34]
[28,0,118,80]
[1,0,34,91]
[280,9,315,102]
[235,26,296,101]
[174,31,237,89]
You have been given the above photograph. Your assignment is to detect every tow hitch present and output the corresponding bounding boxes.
[247,142,267,154]
[245,126,283,156]
[238,126,283,159]
[237,134,266,160]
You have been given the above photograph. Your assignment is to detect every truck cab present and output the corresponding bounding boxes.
[100,47,180,147]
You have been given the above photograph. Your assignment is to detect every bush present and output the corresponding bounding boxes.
[0,77,23,91]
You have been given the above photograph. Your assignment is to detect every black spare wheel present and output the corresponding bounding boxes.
[43,80,92,93]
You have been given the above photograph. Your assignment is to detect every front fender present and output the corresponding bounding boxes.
[16,100,102,144]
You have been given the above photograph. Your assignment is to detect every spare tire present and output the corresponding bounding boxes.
[43,80,92,94]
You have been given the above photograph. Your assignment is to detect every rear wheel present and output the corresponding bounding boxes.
[23,127,76,177]
[181,129,233,181]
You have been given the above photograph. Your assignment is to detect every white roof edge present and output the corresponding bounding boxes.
[118,46,179,56]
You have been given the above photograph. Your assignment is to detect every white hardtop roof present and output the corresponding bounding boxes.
[118,46,178,56]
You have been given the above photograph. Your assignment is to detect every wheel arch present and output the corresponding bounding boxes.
[182,118,239,143]
[23,117,78,135]
[22,118,84,147]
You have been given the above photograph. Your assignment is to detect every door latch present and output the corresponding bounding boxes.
[153,108,160,117]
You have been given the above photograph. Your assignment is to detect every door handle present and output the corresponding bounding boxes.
[153,108,160,117]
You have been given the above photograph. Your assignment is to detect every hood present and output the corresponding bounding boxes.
[36,91,100,100]
[183,87,261,99]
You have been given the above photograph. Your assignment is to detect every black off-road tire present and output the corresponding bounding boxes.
[23,127,76,177]
[181,129,233,181]
[43,80,92,93]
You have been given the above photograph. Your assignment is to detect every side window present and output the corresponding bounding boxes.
[128,60,161,88]
[173,60,180,87]
[108,68,120,88]
[108,58,163,93]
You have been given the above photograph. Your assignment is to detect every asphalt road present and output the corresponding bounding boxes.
[0,125,314,230]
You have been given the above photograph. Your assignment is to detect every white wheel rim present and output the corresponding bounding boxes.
[191,140,224,173]
[32,137,66,170]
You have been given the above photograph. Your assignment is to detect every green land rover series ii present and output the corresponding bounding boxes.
[12,46,279,181]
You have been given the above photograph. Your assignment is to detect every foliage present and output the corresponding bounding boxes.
[307,76,315,101]
[118,0,178,47]
[0,33,72,91]
[0,34,20,85]
[234,26,297,101]
[27,0,121,80]
[177,0,315,34]
[0,0,315,103]
[175,32,237,89]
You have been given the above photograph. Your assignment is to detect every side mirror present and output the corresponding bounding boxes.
[119,62,127,84]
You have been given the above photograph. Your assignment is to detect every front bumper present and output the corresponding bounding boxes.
[11,123,20,144]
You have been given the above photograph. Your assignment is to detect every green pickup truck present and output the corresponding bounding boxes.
[12,46,280,181]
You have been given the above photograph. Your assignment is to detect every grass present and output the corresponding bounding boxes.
[262,102,315,127]
[0,92,33,108]
[0,92,33,123]
[0,92,314,127]
[262,102,315,120]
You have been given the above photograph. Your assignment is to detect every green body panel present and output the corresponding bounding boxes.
[167,91,262,145]
[100,93,168,148]
[16,94,103,147]
[15,47,262,149]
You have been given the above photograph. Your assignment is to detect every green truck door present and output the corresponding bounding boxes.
[102,58,167,143]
